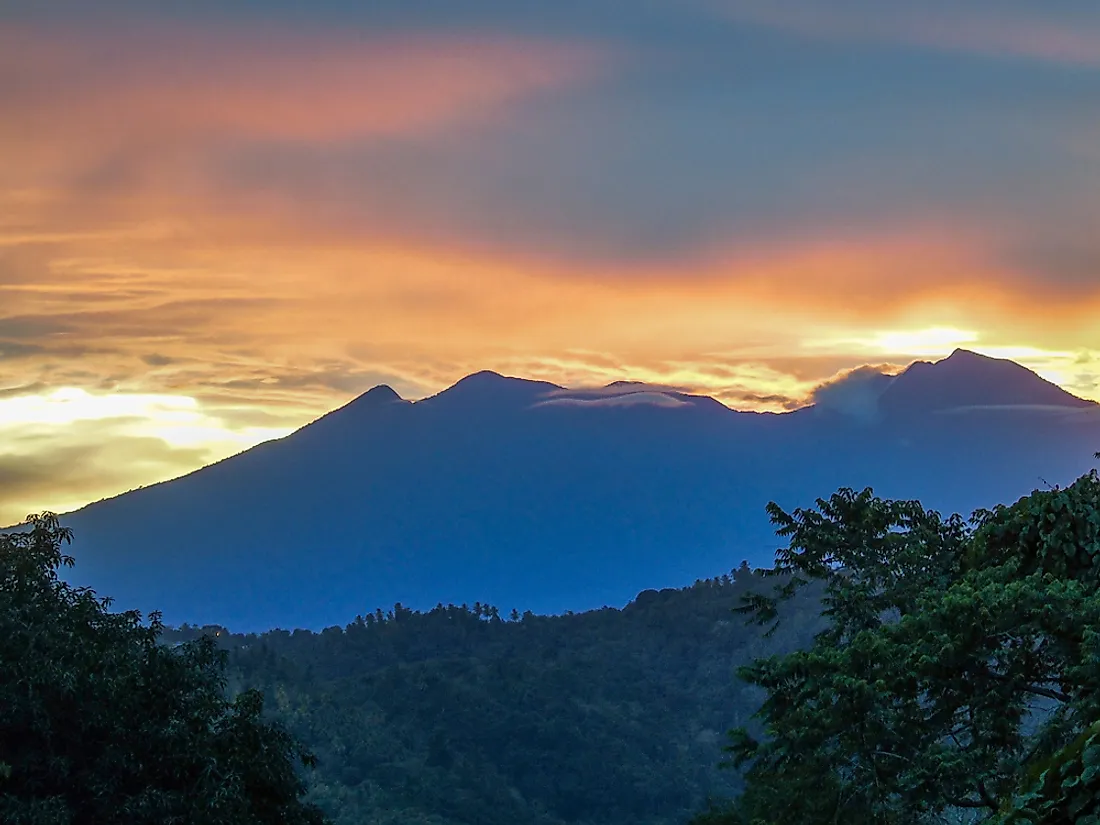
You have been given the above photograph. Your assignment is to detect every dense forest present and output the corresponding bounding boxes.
[161,569,826,825]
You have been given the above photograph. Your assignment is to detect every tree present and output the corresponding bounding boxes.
[0,513,328,825]
[708,470,1100,825]
[992,718,1100,824]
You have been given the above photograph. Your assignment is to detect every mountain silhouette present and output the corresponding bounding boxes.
[355,383,404,406]
[879,349,1092,416]
[33,350,1100,631]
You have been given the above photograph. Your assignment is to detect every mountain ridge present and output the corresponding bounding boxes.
[17,349,1099,631]
[878,348,1092,415]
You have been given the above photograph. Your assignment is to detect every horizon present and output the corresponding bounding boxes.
[3,2,1100,524]
[6,347,1095,528]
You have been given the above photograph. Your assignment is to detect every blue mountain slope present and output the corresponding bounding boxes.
[44,351,1100,631]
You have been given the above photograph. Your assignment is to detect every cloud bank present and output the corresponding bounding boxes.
[1,2,1098,518]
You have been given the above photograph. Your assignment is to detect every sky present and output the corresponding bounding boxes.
[1,1,1099,524]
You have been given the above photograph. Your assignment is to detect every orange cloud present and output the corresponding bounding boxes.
[0,23,604,179]
[2,18,1098,520]
[2,209,1098,523]
[6,215,1099,402]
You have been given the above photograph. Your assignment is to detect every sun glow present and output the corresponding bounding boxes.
[0,388,292,450]
[856,327,981,356]
[0,387,299,524]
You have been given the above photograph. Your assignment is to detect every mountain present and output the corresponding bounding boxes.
[878,348,1094,416]
[41,350,1100,631]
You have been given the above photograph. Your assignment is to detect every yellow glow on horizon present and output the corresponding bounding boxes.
[0,387,300,524]
[805,326,981,357]
[978,345,1076,362]
[0,388,293,451]
[868,327,980,355]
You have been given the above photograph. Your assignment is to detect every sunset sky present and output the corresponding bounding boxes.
[2,1,1099,525]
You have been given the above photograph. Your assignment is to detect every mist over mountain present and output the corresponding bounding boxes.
[44,350,1100,631]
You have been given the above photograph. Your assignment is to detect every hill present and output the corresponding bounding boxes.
[162,570,825,825]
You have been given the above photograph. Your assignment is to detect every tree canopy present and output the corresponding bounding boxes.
[154,566,831,825]
[708,468,1100,825]
[0,513,327,825]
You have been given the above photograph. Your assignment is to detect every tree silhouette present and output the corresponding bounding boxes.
[0,514,327,825]
[710,471,1100,824]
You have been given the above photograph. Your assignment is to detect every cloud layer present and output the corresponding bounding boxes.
[1,3,1099,519]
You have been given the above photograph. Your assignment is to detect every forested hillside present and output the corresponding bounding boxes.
[10,466,1100,823]
[162,570,825,825]
[153,464,1100,825]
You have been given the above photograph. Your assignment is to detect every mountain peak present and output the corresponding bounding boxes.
[945,347,993,362]
[880,349,1092,415]
[291,382,407,439]
[422,371,564,413]
[358,384,403,405]
[451,370,510,388]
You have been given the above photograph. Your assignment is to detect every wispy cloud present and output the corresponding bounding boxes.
[809,365,898,422]
[715,1,1100,67]
[533,392,692,410]
[0,24,603,153]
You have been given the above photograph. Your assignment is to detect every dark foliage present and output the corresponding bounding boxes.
[708,469,1100,825]
[162,571,825,825]
[0,514,327,825]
